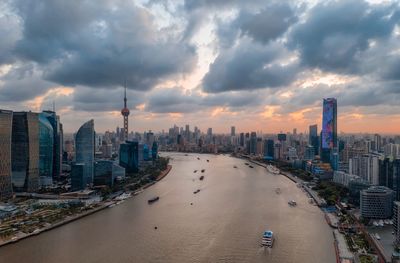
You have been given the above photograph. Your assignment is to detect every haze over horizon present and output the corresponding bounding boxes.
[1,0,400,133]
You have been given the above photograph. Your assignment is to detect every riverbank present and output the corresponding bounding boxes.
[0,202,112,247]
[0,164,173,248]
[157,165,172,181]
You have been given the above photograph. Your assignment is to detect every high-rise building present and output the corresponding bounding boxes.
[360,186,394,219]
[231,126,235,137]
[12,112,40,192]
[0,110,13,200]
[75,120,95,188]
[41,111,63,181]
[121,85,130,141]
[250,132,257,155]
[263,139,274,159]
[393,201,400,245]
[94,160,125,187]
[239,133,245,147]
[309,124,319,155]
[321,98,337,163]
[119,141,139,173]
[38,113,54,187]
[374,134,382,152]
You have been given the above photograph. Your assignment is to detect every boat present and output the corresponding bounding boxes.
[207,160,209,162]
[375,233,381,240]
[233,165,237,168]
[193,189,200,194]
[199,175,204,181]
[201,169,205,173]
[244,163,249,165]
[288,200,297,206]
[275,188,281,194]
[197,157,200,160]
[249,165,254,168]
[148,196,160,204]
[194,170,197,173]
[261,230,274,247]
[266,165,280,175]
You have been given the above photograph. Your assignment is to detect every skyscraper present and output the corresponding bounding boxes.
[321,98,337,163]
[119,141,139,173]
[121,85,130,141]
[250,132,257,155]
[231,126,235,137]
[12,112,40,192]
[309,124,319,155]
[41,111,63,181]
[38,113,54,186]
[75,120,95,188]
[0,110,13,200]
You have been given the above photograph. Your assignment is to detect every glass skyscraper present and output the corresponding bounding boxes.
[321,98,337,164]
[39,113,54,186]
[0,110,13,200]
[12,112,40,192]
[309,124,319,156]
[41,111,63,181]
[119,141,139,174]
[75,119,95,188]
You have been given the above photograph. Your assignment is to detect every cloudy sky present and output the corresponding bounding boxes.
[0,0,400,134]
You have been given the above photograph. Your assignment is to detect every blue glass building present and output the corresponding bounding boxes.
[75,119,95,188]
[39,114,54,185]
[119,141,139,173]
[321,98,337,163]
[71,163,85,191]
[151,141,158,160]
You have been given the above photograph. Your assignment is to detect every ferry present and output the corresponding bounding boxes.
[199,175,204,181]
[148,196,160,204]
[288,200,297,206]
[261,230,274,247]
[266,165,280,175]
[193,189,201,194]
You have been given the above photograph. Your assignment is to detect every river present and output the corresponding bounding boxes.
[0,153,336,263]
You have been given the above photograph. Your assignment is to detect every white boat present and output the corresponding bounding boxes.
[288,200,297,206]
[266,165,280,175]
[261,230,274,247]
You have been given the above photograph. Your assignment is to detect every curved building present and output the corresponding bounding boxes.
[12,112,40,192]
[39,114,54,186]
[75,119,95,189]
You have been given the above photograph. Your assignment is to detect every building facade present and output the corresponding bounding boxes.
[11,112,40,192]
[321,98,337,164]
[39,113,54,186]
[119,141,139,173]
[0,110,13,200]
[75,119,95,188]
[360,186,394,219]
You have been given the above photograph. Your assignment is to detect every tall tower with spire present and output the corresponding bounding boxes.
[121,83,130,141]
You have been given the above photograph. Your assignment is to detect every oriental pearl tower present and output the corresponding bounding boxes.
[121,84,130,141]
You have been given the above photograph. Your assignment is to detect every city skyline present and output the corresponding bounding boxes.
[1,0,400,134]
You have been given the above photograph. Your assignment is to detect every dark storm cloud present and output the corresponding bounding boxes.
[202,41,299,93]
[236,4,297,44]
[145,87,265,113]
[0,64,53,102]
[289,0,400,74]
[9,0,197,90]
[72,87,144,112]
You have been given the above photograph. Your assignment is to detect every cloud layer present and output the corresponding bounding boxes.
[0,0,400,133]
